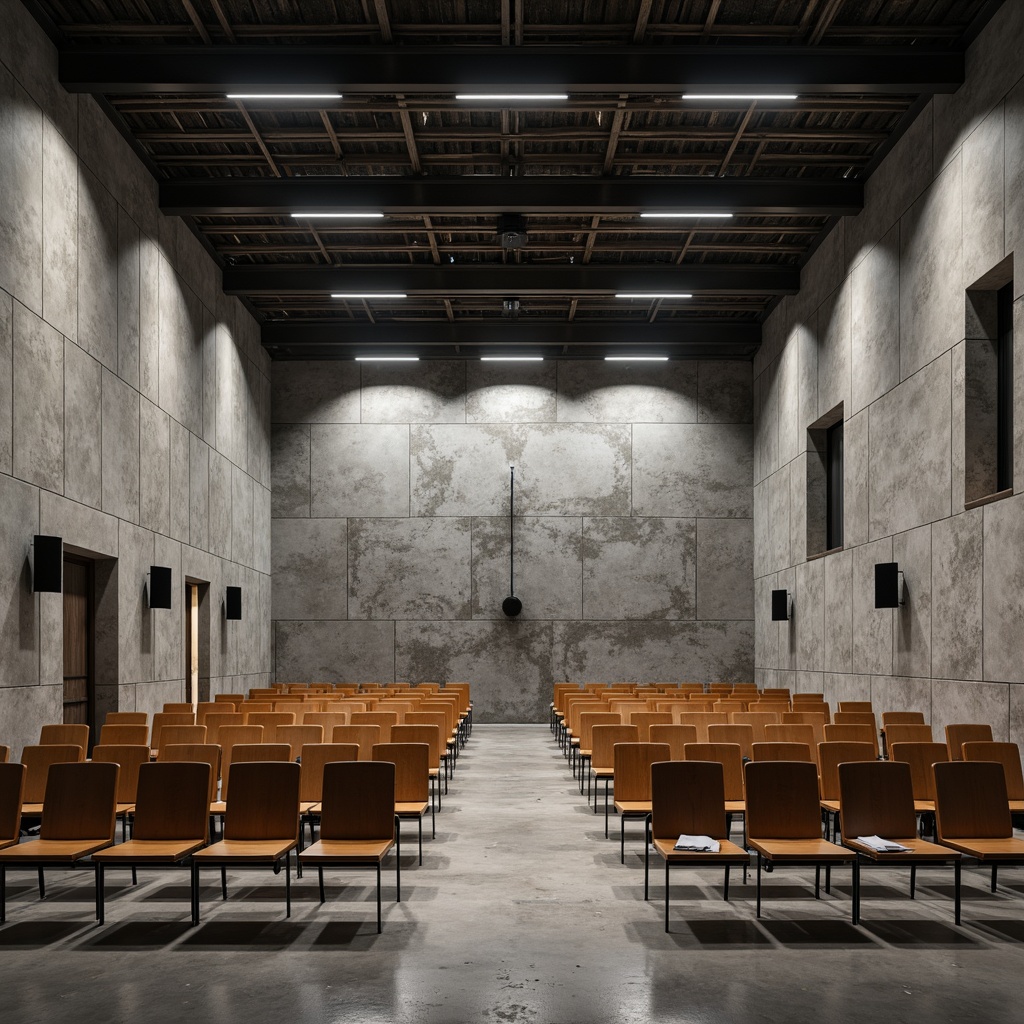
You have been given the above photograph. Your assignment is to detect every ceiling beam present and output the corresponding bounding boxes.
[58,45,964,95]
[161,176,862,216]
[223,264,799,296]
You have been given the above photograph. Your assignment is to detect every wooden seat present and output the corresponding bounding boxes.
[838,760,960,924]
[780,713,826,748]
[883,723,933,749]
[837,701,872,713]
[0,761,118,922]
[299,760,399,932]
[245,711,296,744]
[237,701,273,717]
[390,725,443,812]
[39,724,90,749]
[350,711,399,744]
[149,713,195,757]
[881,711,926,728]
[790,698,831,723]
[730,711,780,742]
[191,761,301,924]
[213,693,243,706]
[157,725,208,749]
[216,725,265,780]
[612,742,670,864]
[91,743,151,840]
[629,711,673,743]
[0,746,7,764]
[159,743,221,808]
[19,744,85,819]
[104,712,148,726]
[817,741,876,840]
[204,712,245,746]
[577,712,621,795]
[98,723,149,746]
[675,711,728,742]
[744,760,856,920]
[945,723,994,761]
[331,725,382,761]
[212,742,290,815]
[707,724,755,761]
[92,761,212,923]
[933,760,1024,922]
[301,711,349,734]
[298,743,360,819]
[648,724,698,762]
[194,702,221,725]
[683,742,746,838]
[405,712,453,785]
[646,760,750,931]
[962,742,1024,812]
[279,724,324,761]
[590,724,639,833]
[823,723,878,757]
[162,703,195,714]
[373,742,432,862]
[889,741,950,818]
[752,740,813,763]
[764,724,816,759]
[0,763,26,851]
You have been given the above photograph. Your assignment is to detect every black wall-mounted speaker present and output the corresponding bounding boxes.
[149,566,172,609]
[33,535,63,593]
[226,586,242,620]
[771,589,790,621]
[874,562,901,608]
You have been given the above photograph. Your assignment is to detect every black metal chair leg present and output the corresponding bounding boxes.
[910,863,916,898]
[954,859,962,925]
[852,857,860,925]
[665,859,671,933]
[815,864,821,898]
[724,865,731,902]
[191,863,199,926]
[131,866,138,886]
[417,815,423,866]
[38,868,45,900]
[285,851,291,918]
[756,853,762,917]
[376,862,382,933]
[825,864,831,893]
[1,864,5,923]
[221,866,227,901]
[318,866,325,904]
[96,864,104,924]
[396,818,402,902]
[992,864,999,892]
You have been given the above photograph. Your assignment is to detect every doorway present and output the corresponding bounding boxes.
[62,556,95,737]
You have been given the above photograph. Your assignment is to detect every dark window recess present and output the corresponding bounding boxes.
[826,420,844,550]
[997,281,1014,492]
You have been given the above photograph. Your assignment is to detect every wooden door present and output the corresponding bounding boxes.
[62,558,94,733]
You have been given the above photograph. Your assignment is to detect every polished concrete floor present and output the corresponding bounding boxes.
[2,724,1023,1023]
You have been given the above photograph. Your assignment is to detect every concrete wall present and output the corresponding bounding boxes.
[753,0,1024,746]
[271,360,754,721]
[0,0,272,758]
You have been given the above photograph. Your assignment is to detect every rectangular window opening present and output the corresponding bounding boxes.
[826,420,844,550]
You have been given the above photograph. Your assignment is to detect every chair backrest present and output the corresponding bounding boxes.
[40,761,118,842]
[751,741,814,763]
[162,703,195,714]
[579,712,621,751]
[98,723,150,746]
[302,711,349,734]
[104,712,148,726]
[945,724,994,761]
[237,701,273,716]
[838,701,873,713]
[39,723,90,749]
[789,700,830,723]
[730,711,780,741]
[780,712,827,747]
[706,724,755,761]
[683,742,744,800]
[675,711,728,742]
[214,693,243,705]
[0,745,8,764]
[223,761,300,842]
[823,723,878,756]
[331,725,382,760]
[389,725,441,770]
[195,702,221,724]
[91,744,151,804]
[765,724,816,753]
[817,741,877,801]
[648,724,698,761]
[889,742,950,801]
[405,712,449,745]
[934,760,1012,840]
[628,712,673,742]
[651,760,730,842]
[419,702,456,736]
[881,711,927,727]
[885,723,933,747]
[158,725,208,748]
[744,760,821,840]
[218,725,265,773]
[350,711,399,744]
[159,743,222,805]
[838,760,918,839]
[590,725,639,771]
[150,713,195,751]
[832,711,876,729]
[612,742,671,802]
[319,760,396,842]
[298,743,360,802]
[962,742,1024,801]
[279,724,324,761]
[221,742,290,801]
[131,761,211,842]
[245,711,296,743]
[0,762,26,845]
[204,712,245,745]
[21,744,86,802]
[373,742,430,803]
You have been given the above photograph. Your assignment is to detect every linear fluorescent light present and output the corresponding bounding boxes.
[605,356,669,362]
[291,212,384,219]
[455,93,568,101]
[640,212,733,219]
[615,293,692,300]
[682,93,797,101]
[355,356,419,362]
[331,293,407,300]
[227,92,342,100]
[480,357,544,362]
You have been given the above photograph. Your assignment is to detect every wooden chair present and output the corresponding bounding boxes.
[780,713,826,748]
[298,743,360,823]
[683,742,746,841]
[39,724,90,750]
[205,712,245,746]
[104,712,148,726]
[884,723,934,749]
[933,760,1024,922]
[217,725,265,777]
[150,713,195,757]
[390,725,444,811]
[237,701,274,718]
[245,711,296,744]
[158,725,208,749]
[839,760,960,924]
[962,742,1024,812]
[629,712,673,743]
[648,724,698,762]
[889,742,950,824]
[298,761,399,932]
[817,741,876,840]
[92,761,211,923]
[213,693,243,706]
[0,746,7,764]
[730,711,780,743]
[351,711,399,745]
[159,743,221,810]
[195,702,221,725]
[880,712,927,756]
[0,763,26,851]
[752,741,814,763]
[212,743,291,815]
[744,760,856,920]
[0,761,118,922]
[833,711,877,733]
[707,724,755,761]
[331,725,382,761]
[373,742,432,862]
[302,711,349,734]
[163,703,195,714]
[675,711,728,742]
[823,723,878,757]
[91,743,151,841]
[191,761,301,924]
[590,724,639,831]
[19,744,85,820]
[764,724,817,758]
[612,742,671,864]
[838,701,872,713]
[789,700,831,724]
[279,724,324,761]
[98,723,149,746]
[646,760,750,931]
[945,724,994,761]
[577,712,621,793]
[405,712,453,785]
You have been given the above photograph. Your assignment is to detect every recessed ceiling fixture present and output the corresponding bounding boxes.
[291,212,384,219]
[227,92,342,100]
[640,212,733,219]
[455,93,569,101]
[682,93,797,101]
[480,357,544,362]
[331,293,407,300]
[354,356,420,362]
[605,356,669,362]
[615,293,692,300]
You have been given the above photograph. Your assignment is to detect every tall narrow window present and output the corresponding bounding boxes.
[826,420,844,550]
[997,281,1014,492]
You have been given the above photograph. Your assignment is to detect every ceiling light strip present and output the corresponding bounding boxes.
[331,293,407,299]
[291,212,384,219]
[615,293,692,300]
[354,356,419,362]
[605,356,669,362]
[640,212,733,219]
[455,93,569,101]
[227,92,342,100]
[682,93,797,100]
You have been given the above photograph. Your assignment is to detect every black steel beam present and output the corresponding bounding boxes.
[163,177,861,217]
[59,46,964,96]
[225,264,798,296]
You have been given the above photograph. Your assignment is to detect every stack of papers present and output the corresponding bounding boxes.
[856,835,911,852]
[674,835,720,852]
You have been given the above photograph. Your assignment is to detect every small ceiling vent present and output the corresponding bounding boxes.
[498,214,528,249]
